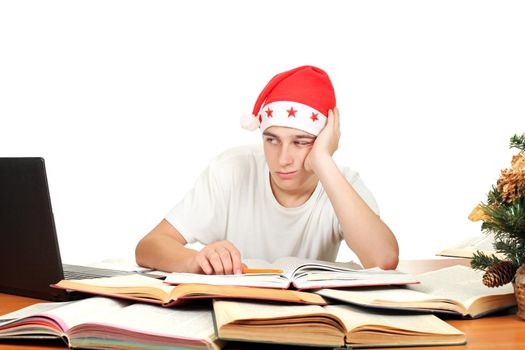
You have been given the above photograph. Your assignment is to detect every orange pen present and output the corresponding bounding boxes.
[242,268,283,274]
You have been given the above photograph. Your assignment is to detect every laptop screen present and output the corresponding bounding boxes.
[0,157,68,300]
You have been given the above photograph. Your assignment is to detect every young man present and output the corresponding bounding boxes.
[135,65,399,274]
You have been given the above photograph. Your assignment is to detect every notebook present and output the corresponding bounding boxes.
[0,157,139,301]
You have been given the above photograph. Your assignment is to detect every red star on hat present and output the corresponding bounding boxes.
[287,107,297,117]
[266,107,273,118]
[310,112,319,122]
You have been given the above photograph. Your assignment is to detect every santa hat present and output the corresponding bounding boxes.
[241,65,336,136]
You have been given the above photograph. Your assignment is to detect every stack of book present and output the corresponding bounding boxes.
[0,257,516,349]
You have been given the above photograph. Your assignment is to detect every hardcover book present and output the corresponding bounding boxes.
[165,257,418,290]
[52,274,326,306]
[0,296,221,349]
[316,265,515,318]
[213,299,466,348]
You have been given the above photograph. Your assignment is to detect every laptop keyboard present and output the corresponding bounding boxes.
[63,264,134,280]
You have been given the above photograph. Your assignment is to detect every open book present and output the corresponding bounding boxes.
[316,265,516,318]
[0,296,221,349]
[436,234,503,258]
[213,299,466,348]
[165,257,419,290]
[51,274,326,306]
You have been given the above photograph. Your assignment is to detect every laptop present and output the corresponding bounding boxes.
[0,157,141,301]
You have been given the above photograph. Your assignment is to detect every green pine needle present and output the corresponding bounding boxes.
[471,251,502,271]
[485,186,503,206]
[510,133,525,151]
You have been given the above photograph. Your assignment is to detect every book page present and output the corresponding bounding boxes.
[408,265,514,308]
[165,257,365,288]
[307,269,409,281]
[325,304,464,343]
[273,257,363,279]
[242,258,278,269]
[77,303,216,342]
[0,301,72,332]
[168,283,326,305]
[317,287,437,305]
[41,297,129,330]
[165,272,289,288]
[244,257,362,278]
[214,299,326,327]
[436,234,499,258]
[0,297,128,334]
[55,274,175,302]
[213,300,344,347]
[165,257,412,290]
[318,286,466,314]
[294,275,419,290]
[275,257,416,289]
[61,274,172,290]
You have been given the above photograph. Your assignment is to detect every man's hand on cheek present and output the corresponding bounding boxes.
[304,108,341,173]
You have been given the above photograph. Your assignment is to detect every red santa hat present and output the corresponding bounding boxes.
[241,65,336,136]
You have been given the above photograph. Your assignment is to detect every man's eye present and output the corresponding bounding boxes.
[295,141,311,146]
[265,137,277,144]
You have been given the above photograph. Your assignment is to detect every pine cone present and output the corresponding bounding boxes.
[497,168,525,203]
[483,261,517,287]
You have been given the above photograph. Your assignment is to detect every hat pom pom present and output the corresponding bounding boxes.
[240,113,260,131]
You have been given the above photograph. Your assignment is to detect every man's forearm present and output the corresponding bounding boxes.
[135,234,198,273]
[313,157,399,269]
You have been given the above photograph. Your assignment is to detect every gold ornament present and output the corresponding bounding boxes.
[468,205,489,222]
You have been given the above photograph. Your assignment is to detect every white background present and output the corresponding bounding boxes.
[1,1,524,265]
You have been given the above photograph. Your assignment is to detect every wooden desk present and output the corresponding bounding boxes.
[1,259,524,350]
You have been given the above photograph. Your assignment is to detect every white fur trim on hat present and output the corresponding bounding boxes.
[258,101,327,136]
[240,113,260,131]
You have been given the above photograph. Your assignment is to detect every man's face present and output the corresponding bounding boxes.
[262,126,317,192]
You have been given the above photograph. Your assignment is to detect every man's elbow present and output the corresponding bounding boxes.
[364,250,399,270]
[376,254,399,270]
[135,238,150,268]
[376,237,400,270]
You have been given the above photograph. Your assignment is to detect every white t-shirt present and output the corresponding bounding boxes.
[165,144,379,262]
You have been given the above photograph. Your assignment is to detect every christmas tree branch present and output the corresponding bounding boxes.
[471,251,503,271]
[481,198,525,239]
[493,239,524,266]
[470,132,525,274]
[486,185,503,206]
